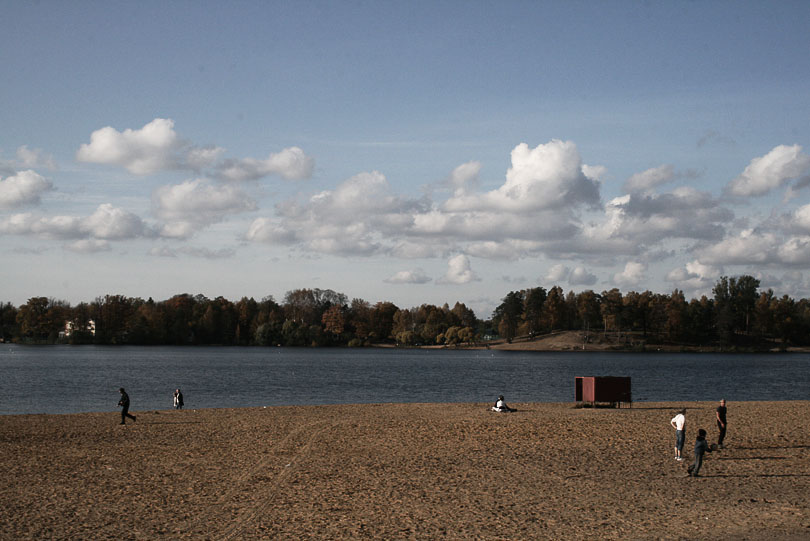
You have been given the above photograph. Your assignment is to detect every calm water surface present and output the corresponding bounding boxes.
[1,345,809,415]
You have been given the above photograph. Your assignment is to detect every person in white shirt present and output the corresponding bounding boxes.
[492,395,515,412]
[670,409,686,461]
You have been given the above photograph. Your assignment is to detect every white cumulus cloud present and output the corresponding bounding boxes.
[545,264,570,283]
[0,170,54,209]
[570,266,598,286]
[384,269,432,284]
[437,254,480,285]
[604,188,730,244]
[623,164,674,194]
[77,118,182,175]
[776,236,810,265]
[65,239,112,253]
[697,229,777,265]
[216,147,314,181]
[446,161,481,197]
[0,204,146,241]
[152,179,257,238]
[791,204,810,232]
[14,146,56,170]
[725,144,810,197]
[83,203,147,239]
[613,261,647,288]
[444,140,600,213]
[666,260,721,297]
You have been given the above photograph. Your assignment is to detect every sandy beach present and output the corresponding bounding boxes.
[1,401,809,540]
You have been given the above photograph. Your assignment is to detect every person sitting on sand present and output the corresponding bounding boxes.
[687,428,712,477]
[492,395,515,412]
[670,409,686,461]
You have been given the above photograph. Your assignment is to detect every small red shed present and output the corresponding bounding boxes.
[575,376,632,407]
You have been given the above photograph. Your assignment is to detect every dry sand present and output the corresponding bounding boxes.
[2,401,809,540]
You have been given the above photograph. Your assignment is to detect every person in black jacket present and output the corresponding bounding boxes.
[687,428,712,477]
[716,399,727,449]
[118,387,136,425]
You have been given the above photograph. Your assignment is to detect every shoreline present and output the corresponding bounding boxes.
[3,397,810,417]
[2,400,809,539]
[6,328,810,353]
[5,397,810,418]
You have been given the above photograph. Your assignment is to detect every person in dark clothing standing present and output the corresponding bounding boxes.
[173,388,184,410]
[687,428,712,477]
[716,399,727,448]
[118,387,136,424]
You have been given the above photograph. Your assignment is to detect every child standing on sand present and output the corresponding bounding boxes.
[687,429,712,477]
[670,409,686,461]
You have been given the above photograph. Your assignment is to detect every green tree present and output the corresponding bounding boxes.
[493,291,524,342]
[0,302,19,342]
[16,297,52,342]
[713,275,760,342]
[524,287,547,336]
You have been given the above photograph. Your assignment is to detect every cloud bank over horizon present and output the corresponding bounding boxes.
[4,117,810,306]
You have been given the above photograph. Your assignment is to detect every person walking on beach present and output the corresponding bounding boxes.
[118,387,136,425]
[687,428,712,477]
[716,399,727,449]
[670,409,686,461]
[173,388,184,410]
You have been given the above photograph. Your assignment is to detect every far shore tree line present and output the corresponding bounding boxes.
[1,275,808,350]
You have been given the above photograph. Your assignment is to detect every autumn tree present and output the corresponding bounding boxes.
[600,288,624,334]
[543,286,566,331]
[370,301,399,342]
[235,297,259,345]
[392,307,416,339]
[665,290,688,341]
[576,290,601,332]
[322,305,346,339]
[450,302,477,329]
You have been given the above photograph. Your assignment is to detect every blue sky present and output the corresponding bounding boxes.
[2,1,810,319]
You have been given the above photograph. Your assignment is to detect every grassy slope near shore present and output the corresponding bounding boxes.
[437,330,810,353]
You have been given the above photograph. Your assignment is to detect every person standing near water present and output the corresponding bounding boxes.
[173,388,184,410]
[670,409,686,461]
[716,399,727,448]
[118,387,136,424]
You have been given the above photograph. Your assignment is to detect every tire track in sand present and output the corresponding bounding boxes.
[217,419,340,540]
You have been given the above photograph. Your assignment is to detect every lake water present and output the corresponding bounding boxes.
[2,345,809,415]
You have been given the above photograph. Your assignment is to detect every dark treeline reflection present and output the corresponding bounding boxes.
[2,276,808,350]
